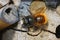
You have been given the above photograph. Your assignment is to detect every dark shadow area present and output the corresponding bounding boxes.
[0,22,18,40]
[44,0,60,9]
[9,0,14,4]
[21,0,43,2]
[21,0,32,2]
[55,25,60,38]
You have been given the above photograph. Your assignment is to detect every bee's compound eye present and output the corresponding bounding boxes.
[23,16,34,26]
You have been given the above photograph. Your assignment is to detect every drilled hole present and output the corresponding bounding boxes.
[5,8,12,14]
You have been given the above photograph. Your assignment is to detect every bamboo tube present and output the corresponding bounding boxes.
[0,4,19,30]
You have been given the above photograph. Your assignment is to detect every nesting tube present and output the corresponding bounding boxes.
[0,4,19,30]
